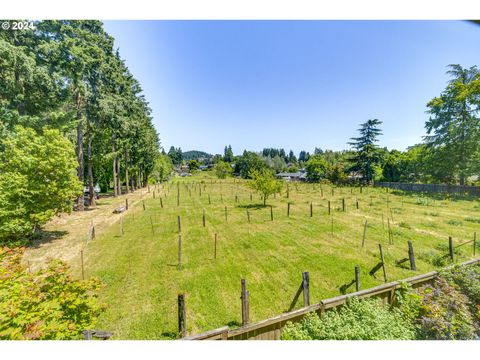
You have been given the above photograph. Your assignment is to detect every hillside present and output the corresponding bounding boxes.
[182,150,213,160]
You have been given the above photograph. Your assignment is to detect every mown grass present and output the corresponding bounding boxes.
[75,172,480,339]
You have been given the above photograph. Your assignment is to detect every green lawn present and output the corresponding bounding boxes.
[77,172,480,339]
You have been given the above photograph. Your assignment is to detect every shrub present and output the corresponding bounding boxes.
[0,126,82,243]
[446,219,463,226]
[441,264,480,321]
[415,277,476,340]
[281,297,416,340]
[0,247,105,339]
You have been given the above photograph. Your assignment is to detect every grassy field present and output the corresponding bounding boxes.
[62,172,480,339]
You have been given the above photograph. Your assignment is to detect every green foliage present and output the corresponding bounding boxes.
[214,160,233,179]
[150,153,173,182]
[441,264,480,320]
[425,64,480,185]
[247,169,283,205]
[0,126,82,243]
[167,146,183,166]
[223,145,234,162]
[182,150,212,161]
[415,277,477,339]
[348,119,383,183]
[281,297,416,340]
[327,163,348,185]
[188,159,200,172]
[305,154,330,182]
[0,247,104,340]
[234,151,268,178]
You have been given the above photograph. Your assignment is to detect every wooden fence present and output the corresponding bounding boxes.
[374,182,480,196]
[182,258,480,340]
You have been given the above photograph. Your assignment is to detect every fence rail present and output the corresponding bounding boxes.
[182,258,480,340]
[374,182,480,196]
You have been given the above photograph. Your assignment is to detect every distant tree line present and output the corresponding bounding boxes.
[168,64,480,185]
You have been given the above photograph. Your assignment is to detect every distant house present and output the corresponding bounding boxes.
[276,172,307,182]
[199,165,209,171]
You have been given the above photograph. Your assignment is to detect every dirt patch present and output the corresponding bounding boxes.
[23,188,151,271]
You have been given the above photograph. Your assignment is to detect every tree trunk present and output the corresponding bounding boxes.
[124,148,129,194]
[87,128,95,207]
[112,133,117,197]
[75,91,84,211]
[116,155,122,195]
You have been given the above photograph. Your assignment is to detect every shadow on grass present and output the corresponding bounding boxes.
[339,280,355,295]
[227,320,241,328]
[161,331,178,339]
[28,230,69,248]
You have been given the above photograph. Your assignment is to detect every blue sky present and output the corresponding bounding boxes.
[103,20,480,156]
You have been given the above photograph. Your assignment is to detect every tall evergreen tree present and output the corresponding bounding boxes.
[425,64,480,185]
[348,119,383,183]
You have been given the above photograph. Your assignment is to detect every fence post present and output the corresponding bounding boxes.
[202,209,206,227]
[356,200,359,210]
[474,232,477,256]
[342,198,345,212]
[287,203,290,217]
[178,294,186,338]
[91,223,95,240]
[125,198,128,210]
[302,271,310,306]
[247,209,250,223]
[214,233,217,259]
[355,266,360,291]
[362,220,368,248]
[328,200,331,215]
[178,234,182,271]
[208,195,211,205]
[178,215,181,233]
[310,202,313,217]
[241,279,249,326]
[153,190,155,199]
[449,236,454,261]
[270,205,273,221]
[408,240,416,271]
[143,200,146,211]
[160,197,163,208]
[379,244,388,282]
[177,184,180,206]
[225,206,228,222]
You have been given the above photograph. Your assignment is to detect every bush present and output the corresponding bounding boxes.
[441,264,480,321]
[0,126,82,243]
[281,297,416,340]
[415,277,476,340]
[0,247,105,339]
